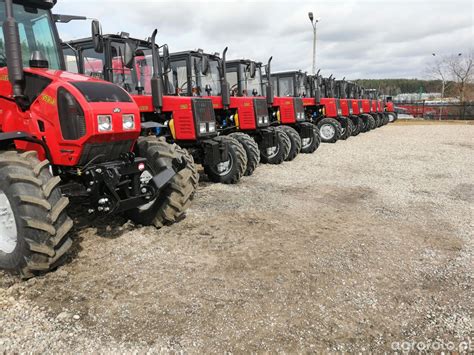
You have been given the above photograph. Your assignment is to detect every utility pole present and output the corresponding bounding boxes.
[308,12,319,75]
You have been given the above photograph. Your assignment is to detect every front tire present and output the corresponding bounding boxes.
[125,137,199,228]
[229,132,260,176]
[299,122,321,154]
[317,118,342,143]
[338,117,352,140]
[0,151,73,279]
[277,125,301,161]
[349,116,361,136]
[204,136,247,184]
[260,127,291,165]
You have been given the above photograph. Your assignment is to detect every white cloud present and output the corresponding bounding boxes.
[54,0,474,79]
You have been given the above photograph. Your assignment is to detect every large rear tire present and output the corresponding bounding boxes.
[260,127,290,165]
[204,136,247,184]
[317,118,341,143]
[299,122,321,154]
[125,137,199,228]
[0,151,73,279]
[277,125,301,161]
[229,132,260,176]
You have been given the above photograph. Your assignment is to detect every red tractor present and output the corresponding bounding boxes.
[0,0,198,278]
[266,69,321,158]
[225,57,313,163]
[384,96,398,123]
[166,49,290,173]
[63,32,247,184]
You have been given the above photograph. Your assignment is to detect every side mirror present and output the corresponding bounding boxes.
[248,61,256,78]
[91,20,103,53]
[162,44,170,72]
[200,55,210,75]
[123,39,137,69]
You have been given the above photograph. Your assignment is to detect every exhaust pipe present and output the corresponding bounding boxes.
[220,47,230,108]
[150,29,163,113]
[3,0,25,105]
[266,56,273,105]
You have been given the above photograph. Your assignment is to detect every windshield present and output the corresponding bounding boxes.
[278,77,294,96]
[107,42,156,95]
[242,64,262,96]
[193,56,221,96]
[296,74,308,97]
[0,2,61,69]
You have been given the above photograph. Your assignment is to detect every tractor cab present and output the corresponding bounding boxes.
[168,52,272,130]
[335,79,353,117]
[271,70,310,98]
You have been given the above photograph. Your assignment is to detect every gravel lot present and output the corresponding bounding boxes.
[1,123,473,353]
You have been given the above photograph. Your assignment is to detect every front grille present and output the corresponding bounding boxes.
[192,98,215,123]
[254,98,269,126]
[79,140,133,165]
[294,98,305,121]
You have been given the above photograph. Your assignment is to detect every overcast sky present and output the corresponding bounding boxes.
[55,0,473,80]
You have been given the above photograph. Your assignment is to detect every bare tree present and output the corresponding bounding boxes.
[426,54,450,98]
[448,52,474,103]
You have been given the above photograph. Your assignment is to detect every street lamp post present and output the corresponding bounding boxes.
[308,12,318,75]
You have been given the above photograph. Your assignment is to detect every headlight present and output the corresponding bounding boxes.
[122,114,135,130]
[208,121,216,133]
[337,109,342,115]
[263,116,269,124]
[361,108,364,113]
[98,115,112,132]
[258,117,263,125]
[199,122,207,134]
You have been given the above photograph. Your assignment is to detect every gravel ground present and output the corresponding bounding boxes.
[1,123,473,353]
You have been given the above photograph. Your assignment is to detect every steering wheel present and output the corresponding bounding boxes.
[180,80,196,92]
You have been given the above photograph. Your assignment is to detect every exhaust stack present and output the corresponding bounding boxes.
[150,29,163,112]
[220,47,230,108]
[3,0,25,108]
[265,57,273,105]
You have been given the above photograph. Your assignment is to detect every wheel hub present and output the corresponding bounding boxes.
[301,137,312,149]
[320,124,336,140]
[0,191,18,254]
[266,145,279,159]
[215,155,233,176]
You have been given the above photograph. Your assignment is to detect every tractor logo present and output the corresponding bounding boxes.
[40,94,56,106]
[0,75,8,81]
[113,108,121,113]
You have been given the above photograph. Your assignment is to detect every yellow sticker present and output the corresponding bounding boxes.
[139,105,149,111]
[243,102,250,107]
[41,94,56,106]
[179,104,189,109]
[0,75,8,81]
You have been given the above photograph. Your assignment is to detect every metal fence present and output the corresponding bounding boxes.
[394,102,474,120]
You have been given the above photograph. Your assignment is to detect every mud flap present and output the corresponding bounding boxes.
[152,156,186,190]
